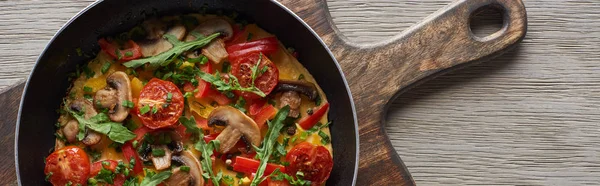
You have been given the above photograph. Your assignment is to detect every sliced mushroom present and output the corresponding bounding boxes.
[165,151,204,186]
[150,145,172,171]
[139,24,187,57]
[279,91,302,118]
[94,71,132,122]
[202,39,228,64]
[185,18,233,64]
[188,19,233,40]
[69,99,102,146]
[208,106,261,153]
[274,80,319,100]
[62,120,79,143]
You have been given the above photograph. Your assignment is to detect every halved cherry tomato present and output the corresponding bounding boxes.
[44,146,90,186]
[233,156,286,176]
[267,177,291,186]
[90,160,126,186]
[98,39,142,62]
[227,37,279,62]
[122,142,143,175]
[298,102,330,130]
[231,53,279,100]
[286,142,333,185]
[253,104,278,129]
[137,78,185,129]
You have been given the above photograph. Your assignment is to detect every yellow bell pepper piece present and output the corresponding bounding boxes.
[131,77,144,99]
[83,75,107,94]
[188,97,215,119]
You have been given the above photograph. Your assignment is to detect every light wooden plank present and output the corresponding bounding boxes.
[329,0,600,185]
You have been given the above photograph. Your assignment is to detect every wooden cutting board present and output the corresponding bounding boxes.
[0,0,526,185]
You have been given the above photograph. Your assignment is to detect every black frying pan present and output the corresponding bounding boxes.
[16,0,358,185]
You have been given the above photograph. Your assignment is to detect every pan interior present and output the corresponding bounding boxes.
[16,0,357,185]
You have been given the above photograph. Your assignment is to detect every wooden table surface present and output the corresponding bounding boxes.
[1,0,599,185]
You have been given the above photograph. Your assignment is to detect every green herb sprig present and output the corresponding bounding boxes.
[180,116,222,186]
[250,106,290,186]
[139,169,172,186]
[123,33,220,68]
[68,110,135,144]
[197,54,267,97]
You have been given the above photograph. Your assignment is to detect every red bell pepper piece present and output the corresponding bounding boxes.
[253,104,278,129]
[194,62,232,105]
[132,126,153,142]
[233,156,286,176]
[227,37,279,62]
[225,25,246,46]
[121,142,143,175]
[298,102,330,130]
[248,99,267,116]
[98,39,142,62]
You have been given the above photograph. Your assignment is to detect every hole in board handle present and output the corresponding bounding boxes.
[469,4,506,42]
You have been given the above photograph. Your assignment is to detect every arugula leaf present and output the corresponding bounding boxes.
[140,169,172,186]
[68,111,136,143]
[123,33,220,68]
[222,175,235,186]
[123,177,139,186]
[250,106,290,186]
[197,53,267,97]
[269,169,311,186]
[181,115,221,185]
[179,116,201,134]
[94,166,116,184]
[197,71,266,97]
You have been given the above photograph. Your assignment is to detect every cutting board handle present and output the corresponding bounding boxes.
[282,0,526,185]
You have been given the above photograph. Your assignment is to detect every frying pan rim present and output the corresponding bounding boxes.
[14,1,103,184]
[269,1,359,185]
[15,0,359,185]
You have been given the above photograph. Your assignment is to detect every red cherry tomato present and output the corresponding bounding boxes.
[137,78,185,129]
[44,146,90,186]
[267,178,291,186]
[90,160,126,186]
[286,142,333,185]
[98,39,142,62]
[231,53,279,100]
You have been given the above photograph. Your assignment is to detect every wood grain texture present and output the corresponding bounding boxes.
[282,0,525,185]
[0,80,24,186]
[0,0,598,185]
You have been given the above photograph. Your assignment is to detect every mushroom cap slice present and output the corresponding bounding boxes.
[165,151,204,186]
[201,39,228,64]
[274,80,318,100]
[186,18,233,41]
[279,91,301,118]
[62,120,79,143]
[185,18,232,64]
[208,106,261,153]
[151,145,172,171]
[139,24,187,57]
[69,99,103,146]
[95,71,132,122]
